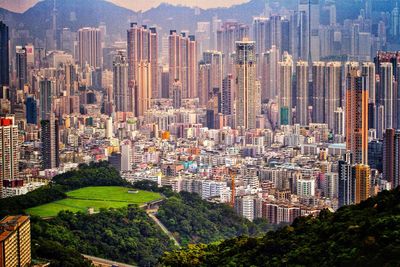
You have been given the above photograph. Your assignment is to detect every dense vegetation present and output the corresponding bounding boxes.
[157,191,272,246]
[162,188,400,266]
[0,186,66,218]
[32,206,174,267]
[53,161,128,190]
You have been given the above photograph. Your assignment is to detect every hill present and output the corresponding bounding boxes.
[161,188,400,266]
[156,191,273,246]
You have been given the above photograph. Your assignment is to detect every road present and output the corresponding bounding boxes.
[82,254,136,267]
[146,211,181,248]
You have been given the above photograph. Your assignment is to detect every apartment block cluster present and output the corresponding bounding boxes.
[0,0,399,225]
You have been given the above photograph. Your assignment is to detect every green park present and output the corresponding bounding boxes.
[26,186,162,217]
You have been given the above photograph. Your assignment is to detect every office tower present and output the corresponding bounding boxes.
[383,129,400,188]
[379,63,394,130]
[168,31,197,99]
[261,45,279,101]
[26,96,37,125]
[0,215,31,267]
[127,23,158,99]
[325,62,342,131]
[136,61,152,117]
[16,47,27,90]
[0,21,9,87]
[296,61,309,125]
[39,79,53,121]
[346,66,368,165]
[198,51,223,106]
[312,62,325,123]
[222,74,234,116]
[338,152,354,207]
[77,27,102,69]
[41,118,60,170]
[278,55,293,126]
[0,117,19,196]
[235,40,260,129]
[113,51,133,113]
[172,80,182,109]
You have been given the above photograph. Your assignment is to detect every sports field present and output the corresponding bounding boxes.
[26,186,162,217]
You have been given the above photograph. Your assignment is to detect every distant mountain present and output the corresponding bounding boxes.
[0,0,390,44]
[1,0,136,40]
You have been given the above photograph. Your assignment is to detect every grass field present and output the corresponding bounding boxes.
[26,186,162,218]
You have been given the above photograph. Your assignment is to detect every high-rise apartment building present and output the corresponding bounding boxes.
[222,74,234,116]
[0,22,9,87]
[353,164,371,203]
[0,215,31,267]
[41,118,59,170]
[113,51,133,113]
[0,117,19,197]
[312,62,325,123]
[325,62,342,131]
[169,30,197,99]
[379,62,394,130]
[235,40,260,129]
[136,61,152,116]
[198,51,223,106]
[77,27,102,69]
[296,61,309,125]
[346,66,368,165]
[127,23,158,99]
[278,55,293,125]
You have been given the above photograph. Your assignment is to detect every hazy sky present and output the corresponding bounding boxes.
[0,0,249,13]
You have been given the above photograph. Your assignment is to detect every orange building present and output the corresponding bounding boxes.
[354,164,371,203]
[345,66,368,165]
[0,215,31,267]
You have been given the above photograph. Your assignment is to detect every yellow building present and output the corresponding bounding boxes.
[0,215,31,267]
[354,164,371,204]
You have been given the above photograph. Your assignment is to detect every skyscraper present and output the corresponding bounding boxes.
[0,116,19,197]
[296,61,309,125]
[338,152,354,207]
[379,62,394,130]
[346,66,368,165]
[298,0,320,62]
[325,62,342,131]
[0,21,9,87]
[113,51,132,113]
[16,47,27,91]
[41,118,59,170]
[198,51,223,106]
[127,23,158,99]
[169,31,197,98]
[278,55,293,125]
[383,129,400,188]
[235,40,260,130]
[312,61,325,123]
[78,27,102,69]
[222,74,234,116]
[136,61,152,116]
[39,79,53,121]
[26,96,37,125]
